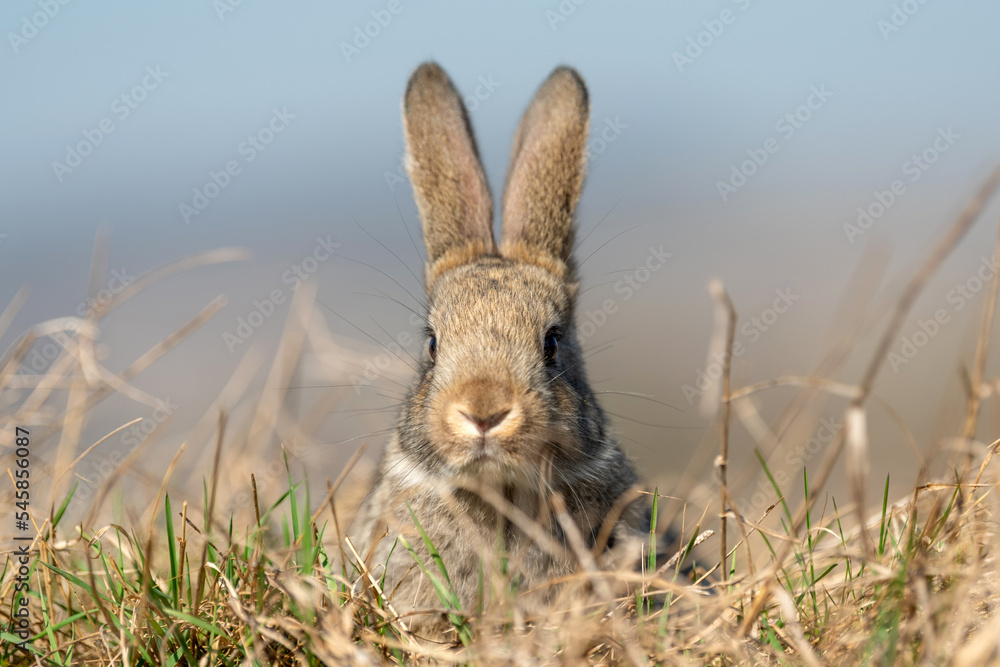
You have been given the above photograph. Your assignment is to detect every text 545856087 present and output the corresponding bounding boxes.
[12,426,33,649]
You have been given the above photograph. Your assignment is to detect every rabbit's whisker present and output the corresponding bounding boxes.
[316,427,396,448]
[546,366,573,385]
[392,188,425,266]
[577,223,644,271]
[329,401,402,416]
[387,450,437,499]
[574,193,624,251]
[277,383,380,392]
[577,280,622,296]
[351,448,429,519]
[346,408,403,420]
[583,343,616,360]
[600,407,685,430]
[593,390,684,413]
[352,215,425,290]
[613,431,656,454]
[355,287,429,326]
[331,354,413,391]
[320,301,419,375]
[332,252,427,311]
[372,390,407,400]
[370,316,420,367]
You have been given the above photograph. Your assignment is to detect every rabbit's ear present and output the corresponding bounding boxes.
[500,67,589,275]
[403,63,495,282]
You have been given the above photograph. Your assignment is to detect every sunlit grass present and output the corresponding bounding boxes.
[2,170,1000,664]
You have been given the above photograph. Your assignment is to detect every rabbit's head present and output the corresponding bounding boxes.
[399,63,605,486]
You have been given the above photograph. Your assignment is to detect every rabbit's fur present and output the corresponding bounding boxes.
[349,63,649,636]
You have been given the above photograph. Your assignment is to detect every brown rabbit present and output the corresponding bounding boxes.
[349,62,649,636]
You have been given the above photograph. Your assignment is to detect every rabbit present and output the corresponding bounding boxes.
[348,62,652,638]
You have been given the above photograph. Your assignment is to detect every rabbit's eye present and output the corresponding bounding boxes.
[427,335,437,362]
[543,330,559,366]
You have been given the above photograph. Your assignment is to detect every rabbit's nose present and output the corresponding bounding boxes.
[460,409,511,434]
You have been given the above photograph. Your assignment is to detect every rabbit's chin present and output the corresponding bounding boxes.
[447,452,540,489]
[434,435,540,481]
[427,428,560,489]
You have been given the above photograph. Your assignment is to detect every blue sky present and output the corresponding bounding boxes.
[4,1,998,264]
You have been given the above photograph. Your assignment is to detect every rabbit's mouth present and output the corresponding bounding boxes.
[444,446,543,491]
[425,394,557,477]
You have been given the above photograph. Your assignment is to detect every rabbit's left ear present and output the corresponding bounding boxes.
[403,63,496,285]
[500,67,589,277]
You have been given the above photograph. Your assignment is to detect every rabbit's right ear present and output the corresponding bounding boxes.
[500,67,589,278]
[403,63,496,285]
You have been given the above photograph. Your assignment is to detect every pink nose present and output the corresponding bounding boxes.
[460,409,510,434]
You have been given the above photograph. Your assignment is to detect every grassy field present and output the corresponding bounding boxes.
[2,171,1000,665]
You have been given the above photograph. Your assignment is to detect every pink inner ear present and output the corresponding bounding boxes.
[404,65,497,266]
[501,162,530,245]
[499,69,588,266]
[501,118,582,265]
[502,121,553,247]
[451,122,494,245]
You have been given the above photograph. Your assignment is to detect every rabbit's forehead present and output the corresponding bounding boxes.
[428,261,569,332]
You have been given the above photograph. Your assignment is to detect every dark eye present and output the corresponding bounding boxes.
[427,334,437,362]
[543,329,559,366]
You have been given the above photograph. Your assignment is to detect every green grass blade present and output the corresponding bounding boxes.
[878,474,891,556]
[754,449,793,531]
[51,482,78,530]
[404,504,472,645]
[165,494,180,609]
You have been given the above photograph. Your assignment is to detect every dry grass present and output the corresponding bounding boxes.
[2,172,1000,665]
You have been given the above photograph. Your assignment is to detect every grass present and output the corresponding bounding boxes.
[2,170,1000,664]
[1,436,996,665]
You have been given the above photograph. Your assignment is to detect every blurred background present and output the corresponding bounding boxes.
[2,1,1000,533]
